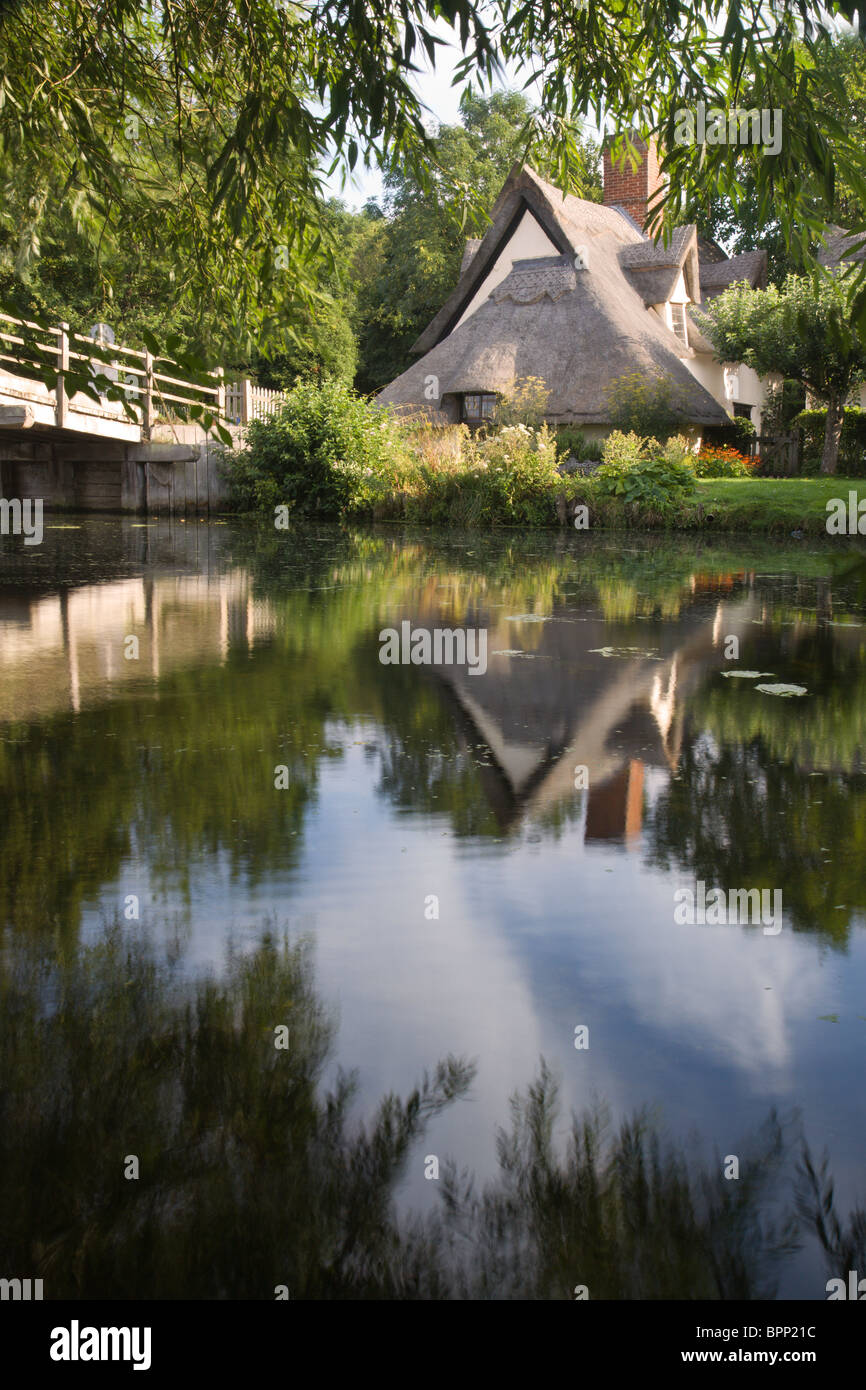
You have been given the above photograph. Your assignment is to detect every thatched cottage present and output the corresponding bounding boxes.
[376,139,769,437]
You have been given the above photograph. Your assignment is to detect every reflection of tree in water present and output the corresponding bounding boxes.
[797,1149,866,1290]
[5,526,865,941]
[0,924,472,1299]
[0,659,321,940]
[1,921,858,1300]
[646,737,866,945]
[369,667,519,839]
[435,1062,799,1300]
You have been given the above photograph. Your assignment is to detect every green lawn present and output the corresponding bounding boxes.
[692,476,866,534]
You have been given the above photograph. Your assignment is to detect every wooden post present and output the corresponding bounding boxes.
[143,350,154,439]
[216,366,226,423]
[56,322,69,429]
[242,377,253,425]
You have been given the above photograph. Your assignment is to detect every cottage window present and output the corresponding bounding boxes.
[669,302,688,345]
[463,393,497,422]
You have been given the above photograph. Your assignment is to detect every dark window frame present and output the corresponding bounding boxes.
[462,393,497,423]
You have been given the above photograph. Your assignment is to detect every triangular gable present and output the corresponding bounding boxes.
[411,165,577,353]
[620,226,701,304]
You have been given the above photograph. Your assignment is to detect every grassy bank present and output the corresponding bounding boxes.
[368,475,866,536]
[590,477,866,535]
[688,478,864,535]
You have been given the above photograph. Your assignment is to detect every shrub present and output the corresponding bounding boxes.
[579,437,605,462]
[556,426,588,458]
[224,379,408,517]
[701,414,758,452]
[403,422,464,469]
[595,454,696,510]
[402,423,571,527]
[794,407,866,477]
[595,433,697,511]
[662,434,695,467]
[601,430,652,469]
[605,371,682,440]
[457,424,563,525]
[692,444,760,478]
[556,427,604,466]
[493,376,551,428]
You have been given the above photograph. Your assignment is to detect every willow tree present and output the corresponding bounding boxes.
[2,0,866,364]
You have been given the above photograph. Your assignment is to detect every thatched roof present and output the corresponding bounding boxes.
[376,164,735,427]
[697,233,730,265]
[685,307,716,354]
[699,249,766,298]
[460,238,482,275]
[418,588,763,830]
[817,225,866,267]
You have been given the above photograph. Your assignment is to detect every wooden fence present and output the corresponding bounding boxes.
[224,379,285,425]
[0,309,286,437]
[754,432,801,477]
[0,310,224,434]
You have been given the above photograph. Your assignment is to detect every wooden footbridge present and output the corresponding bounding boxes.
[0,309,285,513]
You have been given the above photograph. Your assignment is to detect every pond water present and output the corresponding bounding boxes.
[1,517,865,1300]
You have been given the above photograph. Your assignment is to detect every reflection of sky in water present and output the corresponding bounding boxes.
[80,719,866,1298]
[7,521,866,1299]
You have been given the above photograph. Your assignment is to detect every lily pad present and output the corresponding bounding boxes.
[589,646,662,659]
[720,670,776,679]
[754,683,808,697]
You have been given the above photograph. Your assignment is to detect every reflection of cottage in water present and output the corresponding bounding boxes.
[425,590,761,838]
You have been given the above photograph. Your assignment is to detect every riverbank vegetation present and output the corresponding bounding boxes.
[225,379,866,535]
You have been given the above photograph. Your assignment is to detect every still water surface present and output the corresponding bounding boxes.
[1,518,865,1298]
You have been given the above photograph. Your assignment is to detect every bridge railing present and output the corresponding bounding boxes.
[0,310,283,437]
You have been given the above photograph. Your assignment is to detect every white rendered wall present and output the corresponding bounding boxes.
[453,210,560,331]
[684,355,771,431]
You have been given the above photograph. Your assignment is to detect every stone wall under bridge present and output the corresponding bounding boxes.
[0,418,234,515]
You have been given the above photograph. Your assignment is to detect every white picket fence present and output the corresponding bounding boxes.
[224,379,286,425]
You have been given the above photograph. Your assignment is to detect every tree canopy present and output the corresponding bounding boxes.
[696,32,866,284]
[701,272,866,472]
[3,1,866,364]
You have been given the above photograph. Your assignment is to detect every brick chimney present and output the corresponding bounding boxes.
[603,134,665,230]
